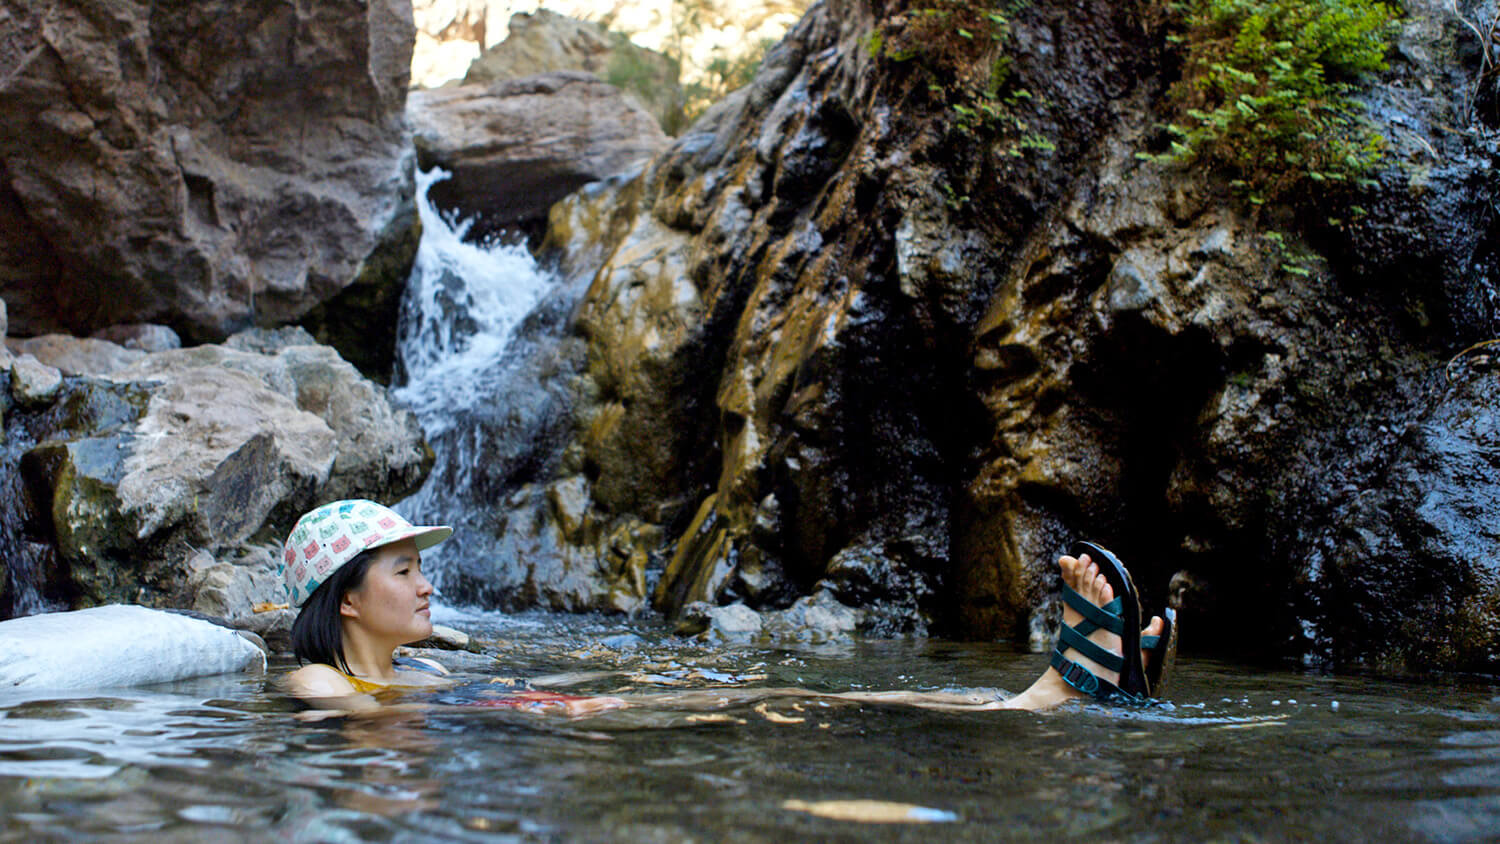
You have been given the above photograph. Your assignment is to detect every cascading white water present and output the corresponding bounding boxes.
[389,166,581,601]
[392,167,555,435]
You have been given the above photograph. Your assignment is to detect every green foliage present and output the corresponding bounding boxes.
[871,1,1050,152]
[1148,0,1401,202]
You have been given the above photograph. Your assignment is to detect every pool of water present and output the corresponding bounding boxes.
[1,609,1497,842]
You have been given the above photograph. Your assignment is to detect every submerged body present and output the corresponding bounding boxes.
[279,506,1168,720]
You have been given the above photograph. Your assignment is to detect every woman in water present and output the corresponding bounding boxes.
[280,500,1174,714]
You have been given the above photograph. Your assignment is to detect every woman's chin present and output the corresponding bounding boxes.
[406,618,434,643]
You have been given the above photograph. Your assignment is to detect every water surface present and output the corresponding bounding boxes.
[1,610,1496,842]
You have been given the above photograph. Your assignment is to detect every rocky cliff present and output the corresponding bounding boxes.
[446,0,1499,670]
[0,0,418,371]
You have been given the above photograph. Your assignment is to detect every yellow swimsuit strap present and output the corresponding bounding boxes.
[339,671,386,694]
[338,659,446,693]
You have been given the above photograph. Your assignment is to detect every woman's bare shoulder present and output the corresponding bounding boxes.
[283,663,359,699]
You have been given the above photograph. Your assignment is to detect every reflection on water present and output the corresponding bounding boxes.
[1,610,1497,842]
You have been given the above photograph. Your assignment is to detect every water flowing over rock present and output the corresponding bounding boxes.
[391,168,652,614]
[0,329,431,637]
[408,72,669,243]
[0,0,419,345]
[429,0,1499,669]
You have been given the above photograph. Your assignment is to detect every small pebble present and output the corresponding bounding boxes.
[1272,700,1281,706]
[1331,701,1340,711]
[1288,699,1297,705]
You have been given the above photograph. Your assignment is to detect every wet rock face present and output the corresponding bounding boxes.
[1308,363,1500,669]
[408,72,669,242]
[0,0,418,344]
[519,0,1157,636]
[0,333,431,623]
[504,0,1500,668]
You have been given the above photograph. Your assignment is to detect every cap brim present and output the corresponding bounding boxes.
[369,525,453,554]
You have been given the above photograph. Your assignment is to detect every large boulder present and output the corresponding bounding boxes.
[446,0,1500,670]
[0,332,432,632]
[0,0,418,344]
[407,71,669,240]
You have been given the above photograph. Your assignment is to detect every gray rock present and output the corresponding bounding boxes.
[761,591,861,643]
[408,71,669,238]
[0,0,417,343]
[90,324,183,353]
[7,339,432,612]
[222,326,320,355]
[704,602,765,640]
[9,355,62,406]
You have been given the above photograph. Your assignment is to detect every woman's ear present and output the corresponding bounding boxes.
[340,589,361,619]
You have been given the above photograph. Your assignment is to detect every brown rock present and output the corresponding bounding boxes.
[408,71,669,239]
[7,335,145,377]
[0,0,418,343]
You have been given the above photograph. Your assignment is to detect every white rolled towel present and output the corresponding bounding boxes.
[0,605,267,690]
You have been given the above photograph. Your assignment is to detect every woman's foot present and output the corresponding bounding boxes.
[1001,552,1164,711]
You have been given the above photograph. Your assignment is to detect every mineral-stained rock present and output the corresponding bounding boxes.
[407,71,669,240]
[493,0,1500,669]
[0,0,418,343]
[1,334,431,615]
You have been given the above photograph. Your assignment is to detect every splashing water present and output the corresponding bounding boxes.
[392,167,556,437]
[389,167,589,601]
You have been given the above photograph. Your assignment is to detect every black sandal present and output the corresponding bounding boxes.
[1141,606,1177,698]
[1049,541,1152,704]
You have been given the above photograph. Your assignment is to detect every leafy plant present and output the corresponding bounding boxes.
[1144,0,1401,203]
[871,1,1049,151]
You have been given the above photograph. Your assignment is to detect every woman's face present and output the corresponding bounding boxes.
[340,539,434,645]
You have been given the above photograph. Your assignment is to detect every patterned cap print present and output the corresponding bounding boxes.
[278,500,452,607]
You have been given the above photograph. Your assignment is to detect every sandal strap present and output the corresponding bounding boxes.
[1141,634,1163,651]
[1049,650,1146,705]
[1061,584,1124,636]
[1057,621,1125,673]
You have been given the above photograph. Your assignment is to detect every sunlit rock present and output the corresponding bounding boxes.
[464,10,684,133]
[408,71,669,240]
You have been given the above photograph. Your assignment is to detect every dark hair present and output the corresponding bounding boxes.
[290,550,376,674]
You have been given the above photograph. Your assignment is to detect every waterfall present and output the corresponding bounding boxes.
[392,167,554,433]
[390,167,589,603]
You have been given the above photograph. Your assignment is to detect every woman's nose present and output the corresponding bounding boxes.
[416,571,434,596]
